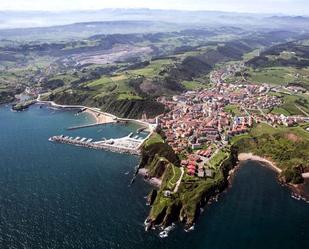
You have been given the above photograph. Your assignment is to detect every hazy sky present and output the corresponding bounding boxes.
[1,0,308,15]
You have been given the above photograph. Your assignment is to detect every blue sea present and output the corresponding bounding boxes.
[0,104,308,249]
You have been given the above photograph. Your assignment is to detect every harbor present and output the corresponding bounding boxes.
[49,133,148,155]
[67,121,120,130]
[35,98,156,155]
[36,98,156,131]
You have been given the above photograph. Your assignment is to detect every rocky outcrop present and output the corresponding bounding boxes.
[139,136,179,172]
[11,100,36,111]
[147,189,157,206]
[140,133,238,229]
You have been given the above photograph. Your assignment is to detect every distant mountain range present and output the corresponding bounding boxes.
[0,21,185,41]
[1,8,309,29]
[0,9,309,41]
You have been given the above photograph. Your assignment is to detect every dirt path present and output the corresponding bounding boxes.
[173,167,184,193]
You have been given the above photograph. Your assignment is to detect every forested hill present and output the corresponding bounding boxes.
[246,40,309,69]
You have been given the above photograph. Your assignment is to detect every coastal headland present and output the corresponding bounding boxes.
[136,82,309,233]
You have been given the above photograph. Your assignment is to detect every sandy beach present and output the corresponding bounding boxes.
[238,153,282,173]
[84,108,116,124]
[238,153,309,201]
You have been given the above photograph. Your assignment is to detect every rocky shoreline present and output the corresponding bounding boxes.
[138,133,238,231]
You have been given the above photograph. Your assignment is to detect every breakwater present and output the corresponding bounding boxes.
[67,122,117,130]
[49,135,143,155]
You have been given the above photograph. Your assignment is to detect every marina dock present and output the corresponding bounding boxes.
[49,134,145,155]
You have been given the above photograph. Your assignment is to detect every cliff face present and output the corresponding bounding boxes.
[140,133,238,229]
[11,100,37,111]
[139,135,179,173]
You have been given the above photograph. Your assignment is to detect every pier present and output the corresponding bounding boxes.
[67,121,116,130]
[49,134,145,155]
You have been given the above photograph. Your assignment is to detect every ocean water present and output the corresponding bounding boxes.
[0,104,308,249]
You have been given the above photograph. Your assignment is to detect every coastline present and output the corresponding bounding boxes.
[36,99,153,131]
[238,153,309,202]
[83,108,116,124]
[238,153,282,173]
[138,168,162,188]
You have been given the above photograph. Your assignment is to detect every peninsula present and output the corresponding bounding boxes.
[138,76,309,231]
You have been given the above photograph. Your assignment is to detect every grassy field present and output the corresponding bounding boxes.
[127,59,173,77]
[223,104,243,116]
[227,66,309,88]
[242,48,262,61]
[271,107,291,116]
[230,133,252,145]
[86,76,114,87]
[209,150,229,169]
[270,94,309,116]
[83,74,142,100]
[144,133,164,149]
[252,122,309,138]
[149,193,172,219]
[181,80,208,90]
[248,67,296,85]
[48,74,79,85]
